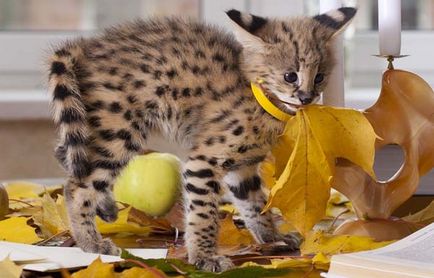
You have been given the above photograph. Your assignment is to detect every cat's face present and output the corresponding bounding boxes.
[227,8,356,114]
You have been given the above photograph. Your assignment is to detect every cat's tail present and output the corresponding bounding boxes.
[48,43,91,179]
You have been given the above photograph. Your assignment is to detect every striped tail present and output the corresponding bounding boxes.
[48,46,91,179]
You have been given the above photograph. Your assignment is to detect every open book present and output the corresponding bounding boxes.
[323,223,434,278]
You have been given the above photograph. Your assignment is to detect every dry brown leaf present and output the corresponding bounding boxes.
[403,200,434,225]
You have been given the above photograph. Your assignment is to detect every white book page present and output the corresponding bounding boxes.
[343,223,434,270]
[0,241,167,272]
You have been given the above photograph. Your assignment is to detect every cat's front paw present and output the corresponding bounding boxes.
[193,255,234,272]
[79,238,120,255]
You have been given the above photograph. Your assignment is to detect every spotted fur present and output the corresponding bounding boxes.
[48,7,356,272]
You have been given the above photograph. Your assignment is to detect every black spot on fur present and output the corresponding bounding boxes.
[65,131,87,146]
[108,67,118,75]
[166,69,177,79]
[60,108,83,123]
[109,102,122,113]
[171,88,178,100]
[182,88,191,97]
[93,159,125,170]
[99,129,116,141]
[51,61,67,75]
[205,137,214,146]
[93,180,109,191]
[117,129,132,140]
[155,86,166,97]
[53,85,73,100]
[123,110,132,121]
[229,176,261,200]
[93,146,114,158]
[253,126,260,134]
[133,80,146,89]
[210,110,232,123]
[140,64,150,73]
[127,95,137,104]
[222,159,235,169]
[196,213,209,219]
[206,181,220,194]
[83,200,91,207]
[88,116,101,127]
[208,157,217,166]
[153,70,162,80]
[232,125,244,136]
[185,169,214,178]
[186,183,209,195]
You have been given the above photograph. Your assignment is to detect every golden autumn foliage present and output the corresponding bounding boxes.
[301,231,394,256]
[0,217,41,244]
[218,214,255,246]
[262,105,377,236]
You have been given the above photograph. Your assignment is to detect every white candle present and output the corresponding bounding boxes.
[320,0,345,107]
[378,0,401,56]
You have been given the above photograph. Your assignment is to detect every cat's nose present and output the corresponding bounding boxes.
[298,94,313,105]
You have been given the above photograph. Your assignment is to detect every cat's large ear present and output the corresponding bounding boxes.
[313,7,357,39]
[226,9,268,52]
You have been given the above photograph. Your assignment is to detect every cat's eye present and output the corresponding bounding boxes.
[284,72,298,83]
[314,73,324,84]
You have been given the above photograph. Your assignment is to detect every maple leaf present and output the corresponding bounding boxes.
[0,217,42,244]
[71,257,115,278]
[33,194,69,237]
[301,231,394,256]
[0,257,23,278]
[263,105,377,236]
[96,206,151,235]
[5,181,43,210]
[218,214,254,246]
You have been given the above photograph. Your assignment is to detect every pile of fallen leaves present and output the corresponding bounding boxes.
[0,180,411,278]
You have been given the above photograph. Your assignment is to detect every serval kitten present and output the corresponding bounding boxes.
[48,8,356,271]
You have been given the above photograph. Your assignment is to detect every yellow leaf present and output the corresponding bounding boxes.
[403,200,434,225]
[0,217,42,244]
[0,257,23,278]
[301,231,394,256]
[311,252,330,271]
[218,204,237,214]
[218,214,254,246]
[72,257,115,278]
[5,182,44,210]
[5,181,43,199]
[119,266,167,278]
[96,206,150,235]
[33,194,69,237]
[263,106,377,236]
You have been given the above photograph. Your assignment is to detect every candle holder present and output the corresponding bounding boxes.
[331,61,434,241]
[373,54,409,69]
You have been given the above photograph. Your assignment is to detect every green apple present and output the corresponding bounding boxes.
[113,152,182,216]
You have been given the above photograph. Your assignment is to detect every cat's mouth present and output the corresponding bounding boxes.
[279,100,301,109]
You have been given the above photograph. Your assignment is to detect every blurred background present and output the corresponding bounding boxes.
[0,0,432,194]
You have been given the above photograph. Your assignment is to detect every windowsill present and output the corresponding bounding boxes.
[0,88,380,120]
[0,90,50,120]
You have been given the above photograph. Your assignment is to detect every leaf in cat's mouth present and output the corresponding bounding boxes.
[279,100,301,109]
